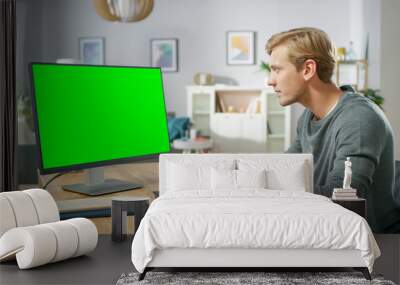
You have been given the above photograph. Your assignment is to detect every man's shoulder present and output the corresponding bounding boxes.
[337,93,387,123]
[334,93,393,137]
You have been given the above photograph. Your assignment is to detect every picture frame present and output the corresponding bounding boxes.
[79,37,105,65]
[150,38,178,72]
[226,31,255,65]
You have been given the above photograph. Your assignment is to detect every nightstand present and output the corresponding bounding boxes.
[332,198,366,218]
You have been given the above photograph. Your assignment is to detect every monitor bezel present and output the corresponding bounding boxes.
[30,62,171,175]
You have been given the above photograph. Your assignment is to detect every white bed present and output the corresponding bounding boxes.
[131,154,380,280]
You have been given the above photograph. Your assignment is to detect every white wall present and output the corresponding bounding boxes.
[363,0,381,89]
[19,0,384,145]
[36,1,354,129]
[381,0,400,159]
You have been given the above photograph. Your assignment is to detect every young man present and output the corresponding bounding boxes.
[266,27,400,233]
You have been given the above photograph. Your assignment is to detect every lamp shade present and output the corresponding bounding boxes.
[92,0,154,22]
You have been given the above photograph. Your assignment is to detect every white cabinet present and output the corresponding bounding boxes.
[186,85,291,153]
[212,114,242,152]
[242,114,267,152]
[265,94,291,152]
[187,86,215,137]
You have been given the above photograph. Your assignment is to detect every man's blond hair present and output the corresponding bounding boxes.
[266,27,336,83]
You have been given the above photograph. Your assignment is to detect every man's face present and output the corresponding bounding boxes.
[267,45,306,106]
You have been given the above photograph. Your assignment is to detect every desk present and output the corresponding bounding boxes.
[39,161,159,234]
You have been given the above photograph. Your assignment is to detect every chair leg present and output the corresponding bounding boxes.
[354,267,371,280]
[138,268,148,281]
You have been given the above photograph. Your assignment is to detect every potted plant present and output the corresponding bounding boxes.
[16,81,35,144]
[360,88,384,109]
[16,80,39,184]
[259,60,271,73]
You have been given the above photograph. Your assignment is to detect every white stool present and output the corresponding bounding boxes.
[172,139,213,154]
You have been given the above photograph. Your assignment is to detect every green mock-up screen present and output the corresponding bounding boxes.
[31,64,170,172]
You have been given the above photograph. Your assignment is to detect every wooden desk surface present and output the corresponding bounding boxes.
[37,161,159,234]
[41,161,159,202]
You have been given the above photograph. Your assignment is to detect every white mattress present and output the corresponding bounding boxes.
[131,190,380,273]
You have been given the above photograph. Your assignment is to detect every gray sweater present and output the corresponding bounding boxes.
[287,88,400,233]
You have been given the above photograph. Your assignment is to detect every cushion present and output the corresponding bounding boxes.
[238,159,307,191]
[211,168,267,190]
[236,169,267,189]
[167,159,235,191]
[211,168,236,190]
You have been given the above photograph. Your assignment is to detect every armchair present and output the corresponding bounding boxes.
[0,189,98,269]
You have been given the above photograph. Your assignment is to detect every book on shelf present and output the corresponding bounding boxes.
[246,98,261,114]
[216,95,226,112]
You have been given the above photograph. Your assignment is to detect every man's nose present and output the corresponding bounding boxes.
[267,76,275,87]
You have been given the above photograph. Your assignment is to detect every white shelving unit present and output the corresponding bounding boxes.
[186,85,291,153]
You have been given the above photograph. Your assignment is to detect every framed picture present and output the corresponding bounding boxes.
[79,37,105,65]
[150,38,178,72]
[226,31,255,65]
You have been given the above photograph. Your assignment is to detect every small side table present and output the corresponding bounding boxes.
[172,139,213,154]
[332,198,366,218]
[111,197,150,242]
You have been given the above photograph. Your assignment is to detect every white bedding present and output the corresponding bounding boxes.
[131,190,380,273]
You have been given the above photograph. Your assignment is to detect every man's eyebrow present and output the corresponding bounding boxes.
[270,64,280,69]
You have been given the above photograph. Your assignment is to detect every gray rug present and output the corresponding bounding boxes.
[116,271,396,285]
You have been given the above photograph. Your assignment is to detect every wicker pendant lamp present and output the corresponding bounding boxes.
[92,0,154,22]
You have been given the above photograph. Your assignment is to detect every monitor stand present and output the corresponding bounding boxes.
[63,167,143,196]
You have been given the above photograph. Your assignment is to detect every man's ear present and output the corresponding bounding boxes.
[302,59,317,81]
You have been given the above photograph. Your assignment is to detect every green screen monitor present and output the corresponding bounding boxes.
[30,63,170,195]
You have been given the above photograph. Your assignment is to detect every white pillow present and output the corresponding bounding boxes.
[267,165,306,191]
[211,169,267,190]
[167,160,235,191]
[168,162,209,191]
[211,168,236,190]
[238,159,307,191]
[236,169,267,189]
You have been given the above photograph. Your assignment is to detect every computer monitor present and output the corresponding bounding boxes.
[30,63,170,195]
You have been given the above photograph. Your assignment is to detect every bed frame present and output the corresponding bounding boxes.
[138,154,372,280]
[140,248,371,280]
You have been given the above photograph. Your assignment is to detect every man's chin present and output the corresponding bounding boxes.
[278,96,292,107]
